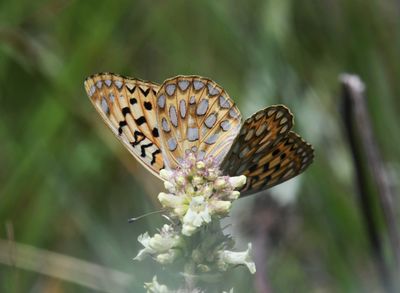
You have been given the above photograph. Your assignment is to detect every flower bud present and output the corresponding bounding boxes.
[175,175,186,186]
[159,169,174,181]
[206,169,218,181]
[164,181,175,193]
[228,191,240,200]
[196,161,206,170]
[192,175,203,186]
[210,200,231,214]
[214,178,227,190]
[158,192,184,209]
[228,175,246,189]
[201,184,213,198]
[156,249,180,264]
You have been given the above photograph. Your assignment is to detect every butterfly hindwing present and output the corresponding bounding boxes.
[221,105,314,196]
[155,76,242,169]
[84,73,164,177]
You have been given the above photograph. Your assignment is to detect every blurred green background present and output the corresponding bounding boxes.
[1,0,399,292]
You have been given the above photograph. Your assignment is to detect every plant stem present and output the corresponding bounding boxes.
[340,73,399,292]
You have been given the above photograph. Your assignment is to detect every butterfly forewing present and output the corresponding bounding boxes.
[221,105,314,196]
[155,76,242,169]
[84,73,164,177]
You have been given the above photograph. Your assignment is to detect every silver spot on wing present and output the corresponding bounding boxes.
[255,124,267,136]
[204,113,217,128]
[178,80,190,91]
[115,80,123,89]
[101,97,109,115]
[279,125,288,134]
[229,108,240,119]
[255,112,264,120]
[244,129,255,141]
[207,84,220,96]
[187,127,199,141]
[166,84,176,96]
[179,99,187,118]
[219,96,230,108]
[220,120,231,131]
[161,118,170,132]
[167,137,177,151]
[158,95,166,109]
[89,85,96,97]
[280,117,288,125]
[267,109,276,117]
[169,105,178,127]
[193,80,205,90]
[196,99,209,116]
[205,133,219,145]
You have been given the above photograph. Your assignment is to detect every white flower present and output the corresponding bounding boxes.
[217,243,256,274]
[135,232,155,261]
[134,224,182,264]
[144,276,171,293]
[182,196,211,236]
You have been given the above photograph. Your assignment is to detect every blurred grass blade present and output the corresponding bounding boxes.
[0,239,135,293]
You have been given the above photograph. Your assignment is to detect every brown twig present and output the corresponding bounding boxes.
[340,73,399,291]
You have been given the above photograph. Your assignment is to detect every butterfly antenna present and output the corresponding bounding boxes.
[161,214,175,225]
[128,209,165,223]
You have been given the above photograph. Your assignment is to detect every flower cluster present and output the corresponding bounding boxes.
[158,152,246,236]
[134,152,255,292]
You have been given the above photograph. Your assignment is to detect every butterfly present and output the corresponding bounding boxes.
[84,73,313,196]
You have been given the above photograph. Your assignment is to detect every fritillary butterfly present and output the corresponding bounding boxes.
[84,73,313,196]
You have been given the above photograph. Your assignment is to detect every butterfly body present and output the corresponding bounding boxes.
[84,73,313,196]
